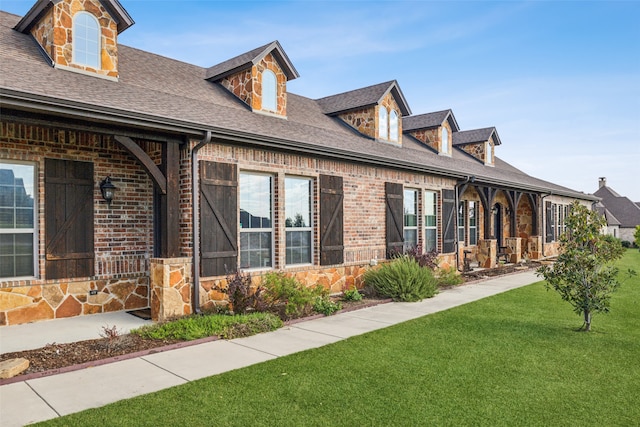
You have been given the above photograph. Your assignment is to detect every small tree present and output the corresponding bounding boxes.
[537,201,626,331]
[634,225,640,249]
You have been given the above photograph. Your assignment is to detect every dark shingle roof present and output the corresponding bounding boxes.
[205,40,299,82]
[14,0,134,34]
[315,80,411,116]
[0,10,594,201]
[595,203,621,226]
[403,109,460,132]
[453,127,502,146]
[594,186,640,228]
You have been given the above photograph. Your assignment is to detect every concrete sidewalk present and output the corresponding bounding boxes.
[0,271,540,427]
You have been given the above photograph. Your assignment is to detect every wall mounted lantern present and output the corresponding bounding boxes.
[491,205,499,215]
[100,176,116,208]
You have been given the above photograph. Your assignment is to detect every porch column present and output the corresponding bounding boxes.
[506,237,522,263]
[477,239,497,268]
[150,257,192,321]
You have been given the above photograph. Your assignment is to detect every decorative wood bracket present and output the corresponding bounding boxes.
[114,135,167,194]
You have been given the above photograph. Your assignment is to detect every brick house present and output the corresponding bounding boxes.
[0,0,597,326]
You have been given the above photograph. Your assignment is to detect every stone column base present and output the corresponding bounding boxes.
[150,258,192,322]
[478,239,497,269]
[506,237,522,263]
[527,236,543,260]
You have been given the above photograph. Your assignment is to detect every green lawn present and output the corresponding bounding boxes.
[38,251,640,426]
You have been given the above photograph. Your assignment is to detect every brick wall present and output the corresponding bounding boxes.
[0,120,155,324]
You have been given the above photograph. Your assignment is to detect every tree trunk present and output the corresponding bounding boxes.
[584,309,591,331]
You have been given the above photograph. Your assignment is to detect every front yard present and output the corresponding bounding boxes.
[36,250,640,426]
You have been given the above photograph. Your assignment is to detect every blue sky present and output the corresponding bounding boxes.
[3,0,639,200]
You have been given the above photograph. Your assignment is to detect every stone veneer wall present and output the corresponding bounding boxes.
[459,141,493,165]
[219,53,288,116]
[29,0,119,78]
[337,107,377,140]
[0,120,157,325]
[408,121,453,155]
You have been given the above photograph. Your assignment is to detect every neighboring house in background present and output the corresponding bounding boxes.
[594,201,621,238]
[0,0,597,326]
[594,178,640,243]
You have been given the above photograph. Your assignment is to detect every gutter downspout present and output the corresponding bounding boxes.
[192,130,212,314]
[454,175,474,271]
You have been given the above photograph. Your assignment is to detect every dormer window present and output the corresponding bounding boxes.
[73,12,100,69]
[379,107,388,139]
[442,128,449,154]
[389,110,399,142]
[262,69,277,112]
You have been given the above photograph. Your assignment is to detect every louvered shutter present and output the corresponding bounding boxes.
[442,189,456,254]
[545,201,554,243]
[45,158,94,279]
[319,174,344,265]
[200,161,238,276]
[385,182,404,258]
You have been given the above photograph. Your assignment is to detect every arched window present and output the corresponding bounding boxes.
[389,110,399,142]
[379,107,388,140]
[441,128,449,154]
[73,12,100,69]
[262,70,277,112]
[485,140,491,164]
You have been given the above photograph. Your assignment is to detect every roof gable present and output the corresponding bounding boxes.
[594,185,640,227]
[205,40,299,82]
[315,80,411,116]
[453,127,501,146]
[14,0,134,34]
[403,109,459,132]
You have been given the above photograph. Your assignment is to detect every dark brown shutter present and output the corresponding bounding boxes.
[200,161,238,276]
[545,201,554,243]
[442,189,456,254]
[385,182,404,258]
[319,174,343,265]
[45,158,94,279]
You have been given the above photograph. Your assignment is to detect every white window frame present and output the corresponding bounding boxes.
[389,110,399,142]
[458,202,466,244]
[73,12,100,69]
[284,176,313,266]
[0,161,37,279]
[485,140,491,165]
[262,69,277,112]
[379,106,388,140]
[441,127,449,154]
[239,172,274,270]
[424,190,437,252]
[403,188,418,251]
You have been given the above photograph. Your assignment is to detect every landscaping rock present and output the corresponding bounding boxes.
[0,357,30,379]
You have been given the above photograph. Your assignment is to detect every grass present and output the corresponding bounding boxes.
[36,251,640,426]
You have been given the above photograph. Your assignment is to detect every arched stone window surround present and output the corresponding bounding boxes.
[262,69,277,112]
[72,12,101,69]
[389,110,399,142]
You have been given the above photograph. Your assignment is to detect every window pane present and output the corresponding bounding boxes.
[442,128,449,154]
[379,107,388,139]
[404,189,417,227]
[286,230,311,265]
[262,70,277,111]
[240,231,272,269]
[0,233,34,278]
[285,177,311,228]
[403,229,417,251]
[0,208,14,228]
[389,110,399,142]
[73,13,100,68]
[240,173,272,230]
[425,229,437,252]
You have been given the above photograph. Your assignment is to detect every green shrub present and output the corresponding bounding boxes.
[363,256,437,302]
[435,266,463,287]
[262,272,325,319]
[313,296,342,316]
[342,287,363,302]
[132,312,282,341]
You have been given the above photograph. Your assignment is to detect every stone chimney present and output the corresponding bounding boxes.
[599,177,607,188]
